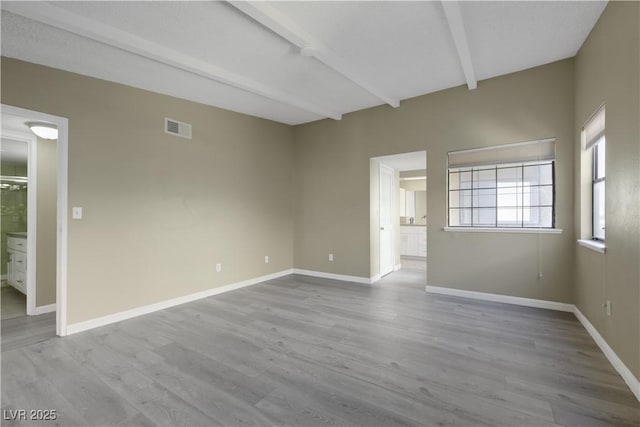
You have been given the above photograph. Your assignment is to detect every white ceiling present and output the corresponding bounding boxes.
[1,1,607,125]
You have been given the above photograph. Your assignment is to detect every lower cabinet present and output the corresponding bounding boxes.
[400,226,426,257]
[7,236,27,294]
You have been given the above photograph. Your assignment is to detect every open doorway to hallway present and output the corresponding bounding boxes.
[1,105,68,348]
[370,151,426,282]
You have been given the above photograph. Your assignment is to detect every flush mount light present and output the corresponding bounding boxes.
[25,121,58,140]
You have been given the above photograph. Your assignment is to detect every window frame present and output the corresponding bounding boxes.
[591,139,605,241]
[447,160,556,230]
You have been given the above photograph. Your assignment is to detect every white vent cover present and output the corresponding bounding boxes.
[164,118,192,139]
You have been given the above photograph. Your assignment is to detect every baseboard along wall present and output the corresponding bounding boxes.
[66,269,295,335]
[33,303,56,315]
[425,285,640,402]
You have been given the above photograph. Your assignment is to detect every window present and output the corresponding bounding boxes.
[585,107,605,240]
[447,139,556,229]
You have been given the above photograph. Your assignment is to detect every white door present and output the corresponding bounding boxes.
[379,164,394,276]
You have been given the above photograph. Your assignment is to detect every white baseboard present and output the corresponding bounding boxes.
[573,307,640,402]
[393,263,402,271]
[370,274,382,284]
[292,268,374,285]
[425,285,574,312]
[424,285,639,402]
[66,269,294,335]
[33,303,56,315]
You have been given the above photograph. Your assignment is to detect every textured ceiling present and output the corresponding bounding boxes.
[1,1,607,125]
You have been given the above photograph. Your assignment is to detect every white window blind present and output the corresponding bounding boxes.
[448,138,556,169]
[584,107,605,150]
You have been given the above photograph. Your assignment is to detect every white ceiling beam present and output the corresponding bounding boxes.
[229,1,401,108]
[1,2,342,120]
[441,1,477,90]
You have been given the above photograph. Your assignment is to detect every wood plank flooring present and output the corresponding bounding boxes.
[1,286,26,320]
[1,312,56,352]
[1,269,638,426]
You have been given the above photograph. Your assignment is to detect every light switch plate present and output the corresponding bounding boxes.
[72,207,83,219]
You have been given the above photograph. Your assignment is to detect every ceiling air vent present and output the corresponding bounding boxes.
[164,118,192,140]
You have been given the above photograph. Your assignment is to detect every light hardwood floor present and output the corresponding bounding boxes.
[1,270,638,426]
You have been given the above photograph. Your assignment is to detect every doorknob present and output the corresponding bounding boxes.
[380,227,385,230]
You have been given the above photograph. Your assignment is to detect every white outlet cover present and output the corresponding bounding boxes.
[72,207,83,219]
[216,263,222,272]
[329,253,334,261]
[265,256,269,264]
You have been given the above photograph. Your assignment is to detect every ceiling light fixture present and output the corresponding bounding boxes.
[25,122,58,140]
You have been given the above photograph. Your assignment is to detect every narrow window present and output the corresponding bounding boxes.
[586,107,606,240]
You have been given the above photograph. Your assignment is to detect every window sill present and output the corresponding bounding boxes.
[577,239,606,253]
[443,227,563,234]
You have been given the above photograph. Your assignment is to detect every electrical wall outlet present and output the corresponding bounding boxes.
[328,253,334,262]
[538,272,543,279]
[216,263,222,273]
[265,255,269,264]
[606,300,612,316]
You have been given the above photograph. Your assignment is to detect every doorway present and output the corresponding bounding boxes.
[371,151,427,282]
[1,104,69,342]
[2,131,34,319]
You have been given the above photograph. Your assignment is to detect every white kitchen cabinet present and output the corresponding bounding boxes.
[7,235,27,294]
[400,226,426,257]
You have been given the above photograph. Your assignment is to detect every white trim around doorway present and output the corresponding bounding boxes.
[1,104,69,336]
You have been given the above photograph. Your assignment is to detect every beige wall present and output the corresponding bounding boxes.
[294,59,575,304]
[36,137,57,306]
[574,2,639,379]
[1,58,295,324]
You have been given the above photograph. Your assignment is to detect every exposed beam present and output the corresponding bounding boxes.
[441,1,477,90]
[2,2,342,120]
[229,1,401,108]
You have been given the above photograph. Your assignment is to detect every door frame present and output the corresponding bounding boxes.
[2,104,69,336]
[379,163,395,277]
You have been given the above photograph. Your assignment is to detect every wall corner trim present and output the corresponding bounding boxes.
[424,285,640,402]
[66,269,294,335]
[292,268,374,285]
[573,307,640,402]
[33,304,56,315]
[424,285,574,312]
